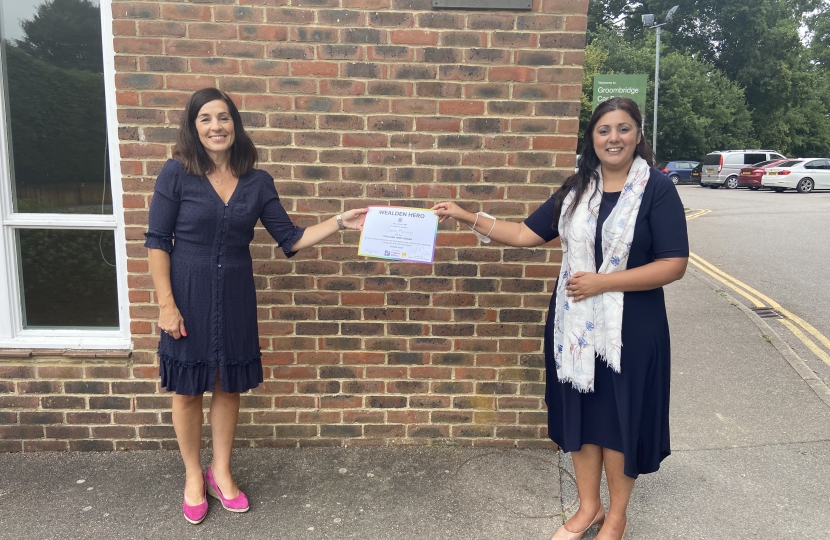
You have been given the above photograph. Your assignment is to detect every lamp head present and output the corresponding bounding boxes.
[666,5,679,22]
[642,13,655,27]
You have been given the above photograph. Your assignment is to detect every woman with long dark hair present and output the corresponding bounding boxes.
[145,88,367,524]
[433,97,688,540]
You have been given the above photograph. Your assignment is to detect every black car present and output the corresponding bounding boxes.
[690,163,702,184]
[657,161,701,184]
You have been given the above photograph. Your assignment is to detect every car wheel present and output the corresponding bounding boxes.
[774,188,787,193]
[724,176,739,189]
[669,174,680,185]
[796,178,814,193]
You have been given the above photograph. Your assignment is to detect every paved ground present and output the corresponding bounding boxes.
[560,269,830,539]
[677,184,830,387]
[1,268,829,539]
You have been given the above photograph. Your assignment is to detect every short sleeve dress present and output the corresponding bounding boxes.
[524,169,689,478]
[144,159,305,396]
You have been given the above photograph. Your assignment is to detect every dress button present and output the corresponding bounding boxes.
[223,215,227,219]
[225,203,229,207]
[218,264,222,268]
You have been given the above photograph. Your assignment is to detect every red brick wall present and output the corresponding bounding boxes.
[0,0,587,452]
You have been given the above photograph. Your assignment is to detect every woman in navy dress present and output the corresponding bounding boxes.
[434,98,688,540]
[145,88,366,524]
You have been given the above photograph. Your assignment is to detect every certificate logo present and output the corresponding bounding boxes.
[384,250,390,256]
[402,252,406,258]
[398,218,403,222]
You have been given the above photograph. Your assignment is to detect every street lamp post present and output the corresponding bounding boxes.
[642,6,679,158]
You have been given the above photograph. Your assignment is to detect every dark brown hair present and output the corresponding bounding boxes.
[173,88,258,177]
[552,97,655,226]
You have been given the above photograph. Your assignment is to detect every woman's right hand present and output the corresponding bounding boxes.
[431,201,475,225]
[158,303,187,339]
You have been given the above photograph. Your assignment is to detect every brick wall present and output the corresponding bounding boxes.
[0,0,587,452]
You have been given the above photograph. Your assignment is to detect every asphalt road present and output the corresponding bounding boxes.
[676,184,830,384]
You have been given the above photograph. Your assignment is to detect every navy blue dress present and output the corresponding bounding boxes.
[144,159,305,396]
[524,170,689,478]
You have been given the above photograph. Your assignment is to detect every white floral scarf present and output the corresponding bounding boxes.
[552,156,650,392]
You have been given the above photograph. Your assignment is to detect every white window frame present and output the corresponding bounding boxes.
[0,0,130,349]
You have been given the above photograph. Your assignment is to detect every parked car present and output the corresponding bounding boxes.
[656,161,701,184]
[701,150,787,189]
[737,159,788,190]
[761,158,830,193]
[690,162,702,182]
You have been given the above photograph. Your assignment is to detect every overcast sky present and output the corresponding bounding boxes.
[2,0,100,42]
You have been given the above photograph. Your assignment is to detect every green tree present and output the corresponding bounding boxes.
[587,1,830,157]
[809,4,830,68]
[583,28,757,160]
[588,0,640,33]
[578,42,610,143]
[643,0,830,156]
[651,52,758,160]
[642,0,823,76]
[15,0,103,73]
[4,44,107,192]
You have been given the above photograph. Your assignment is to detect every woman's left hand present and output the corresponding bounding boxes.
[566,271,607,302]
[341,207,369,230]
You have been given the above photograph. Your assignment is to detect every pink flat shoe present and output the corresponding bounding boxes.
[182,479,208,524]
[205,466,249,512]
[551,506,605,540]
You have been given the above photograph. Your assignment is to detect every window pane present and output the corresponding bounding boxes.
[1,0,111,214]
[17,228,119,328]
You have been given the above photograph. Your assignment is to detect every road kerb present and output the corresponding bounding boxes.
[687,265,830,409]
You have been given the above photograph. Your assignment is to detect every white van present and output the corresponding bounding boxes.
[701,150,786,189]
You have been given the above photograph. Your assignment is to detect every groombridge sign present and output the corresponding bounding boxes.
[593,74,649,114]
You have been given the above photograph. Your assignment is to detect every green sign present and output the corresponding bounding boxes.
[593,74,648,113]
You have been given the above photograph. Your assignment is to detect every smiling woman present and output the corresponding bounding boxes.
[171,89,256,184]
[433,98,689,540]
[144,88,368,524]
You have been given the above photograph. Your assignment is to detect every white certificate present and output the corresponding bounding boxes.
[358,206,438,264]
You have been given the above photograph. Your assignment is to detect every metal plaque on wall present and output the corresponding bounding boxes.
[433,0,533,10]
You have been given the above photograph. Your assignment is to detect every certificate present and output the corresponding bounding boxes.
[358,206,438,264]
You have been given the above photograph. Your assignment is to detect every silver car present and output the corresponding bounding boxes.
[701,150,786,189]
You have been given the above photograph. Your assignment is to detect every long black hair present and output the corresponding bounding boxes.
[552,97,655,226]
[173,88,258,177]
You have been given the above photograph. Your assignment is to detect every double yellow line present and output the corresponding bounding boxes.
[685,210,830,367]
[685,209,711,220]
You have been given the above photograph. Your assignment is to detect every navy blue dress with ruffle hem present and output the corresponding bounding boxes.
[524,170,689,478]
[144,159,305,395]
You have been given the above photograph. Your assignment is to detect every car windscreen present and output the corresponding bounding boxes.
[656,162,668,169]
[702,154,721,165]
[776,160,802,168]
[752,160,774,167]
